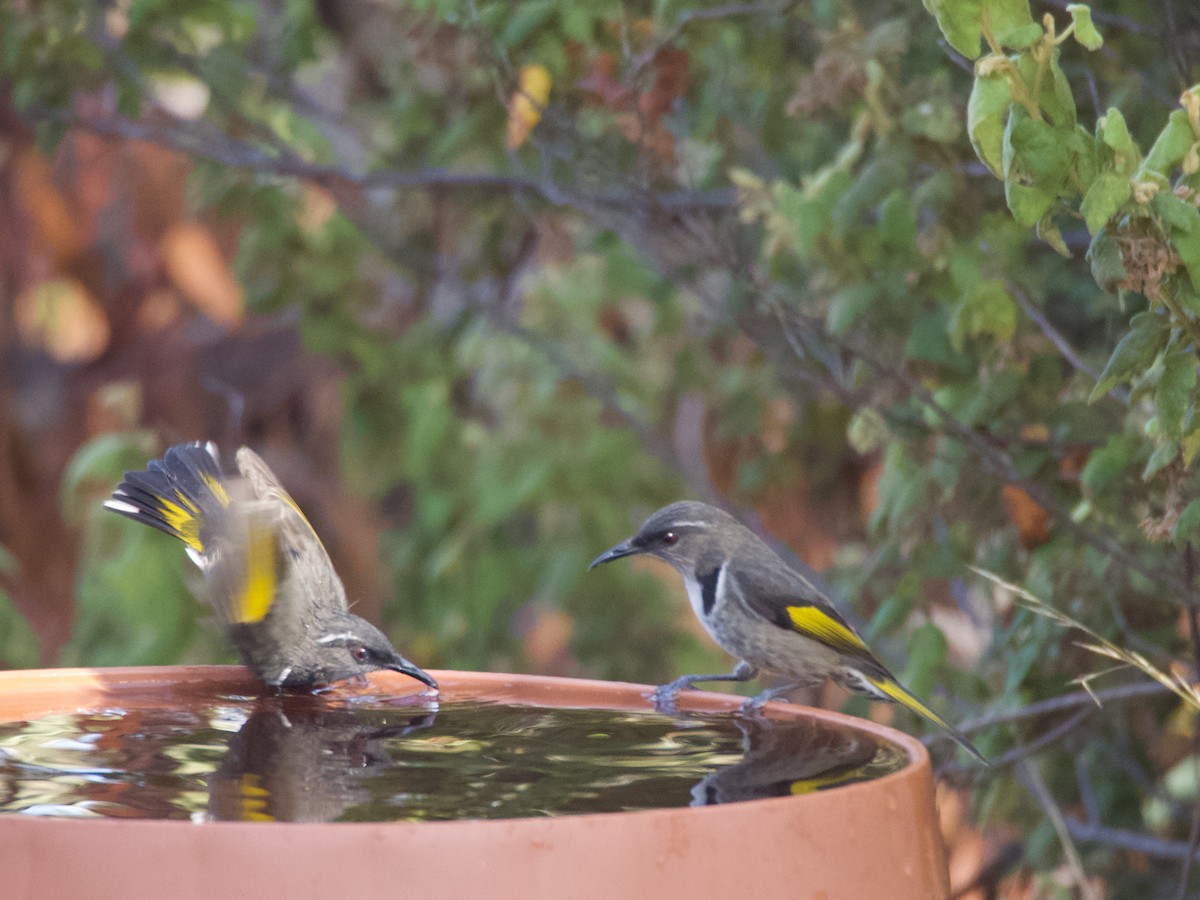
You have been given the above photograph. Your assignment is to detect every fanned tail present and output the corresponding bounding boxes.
[104,442,228,564]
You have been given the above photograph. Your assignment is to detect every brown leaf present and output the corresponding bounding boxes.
[1001,484,1051,548]
[578,53,633,109]
[160,222,244,327]
[15,278,110,363]
[640,47,690,122]
[15,151,84,264]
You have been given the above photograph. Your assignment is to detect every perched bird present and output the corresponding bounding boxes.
[590,501,985,763]
[105,442,437,692]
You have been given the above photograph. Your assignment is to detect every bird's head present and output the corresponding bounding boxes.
[309,613,438,689]
[588,501,741,574]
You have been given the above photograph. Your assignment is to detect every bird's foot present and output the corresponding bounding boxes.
[740,682,802,715]
[648,678,697,713]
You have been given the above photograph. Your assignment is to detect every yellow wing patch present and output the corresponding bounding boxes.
[865,675,951,730]
[233,521,277,624]
[201,472,230,507]
[786,605,869,656]
[158,492,203,552]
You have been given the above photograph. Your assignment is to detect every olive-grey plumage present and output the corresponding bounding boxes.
[590,501,985,763]
[105,442,437,692]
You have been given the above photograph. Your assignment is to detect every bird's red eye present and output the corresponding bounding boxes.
[353,646,371,663]
[662,531,678,545]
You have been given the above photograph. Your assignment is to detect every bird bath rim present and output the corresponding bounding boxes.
[0,665,950,900]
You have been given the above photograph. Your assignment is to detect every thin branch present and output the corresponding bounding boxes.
[1008,282,1129,406]
[1066,818,1200,863]
[1075,754,1102,826]
[21,106,735,212]
[1018,758,1097,900]
[955,680,1170,734]
[970,708,1091,770]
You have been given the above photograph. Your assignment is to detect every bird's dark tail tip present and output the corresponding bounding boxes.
[945,727,989,767]
[104,441,227,555]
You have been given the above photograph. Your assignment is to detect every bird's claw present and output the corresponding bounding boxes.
[648,680,696,713]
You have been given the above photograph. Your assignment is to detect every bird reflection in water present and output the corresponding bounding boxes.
[690,714,893,806]
[206,694,436,822]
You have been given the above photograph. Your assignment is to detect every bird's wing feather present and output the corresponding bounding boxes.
[725,554,989,764]
[234,447,348,615]
[730,566,872,661]
[205,500,285,626]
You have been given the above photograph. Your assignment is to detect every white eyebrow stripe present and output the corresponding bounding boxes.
[666,521,711,529]
[316,632,360,645]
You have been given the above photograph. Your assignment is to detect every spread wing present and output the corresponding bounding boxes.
[204,448,348,627]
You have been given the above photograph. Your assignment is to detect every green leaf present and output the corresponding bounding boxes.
[1152,192,1200,232]
[1100,109,1139,172]
[1080,172,1131,234]
[778,171,854,258]
[1066,4,1103,50]
[1175,498,1200,542]
[1071,124,1100,186]
[831,157,906,235]
[499,1,554,46]
[951,280,1017,349]
[1140,110,1196,179]
[926,0,984,59]
[1004,181,1054,229]
[1176,226,1200,293]
[1157,350,1198,438]
[1183,422,1200,467]
[1087,230,1127,293]
[997,22,1043,50]
[906,308,973,373]
[827,283,878,334]
[1089,311,1171,402]
[968,72,1014,177]
[1036,211,1070,256]
[1143,440,1179,480]
[1080,434,1132,495]
[984,0,1035,41]
[868,594,916,639]
[1002,106,1071,226]
[1016,48,1075,128]
[901,621,949,698]
[848,407,890,455]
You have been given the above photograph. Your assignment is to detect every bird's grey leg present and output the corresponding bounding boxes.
[742,679,808,712]
[650,661,758,711]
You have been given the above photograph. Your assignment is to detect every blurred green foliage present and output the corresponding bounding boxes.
[5,0,1200,890]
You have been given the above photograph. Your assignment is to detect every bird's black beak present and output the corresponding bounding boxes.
[389,656,438,690]
[589,538,639,570]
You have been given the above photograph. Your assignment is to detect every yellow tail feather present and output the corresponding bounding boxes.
[866,675,988,765]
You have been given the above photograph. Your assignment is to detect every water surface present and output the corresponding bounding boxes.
[0,693,905,822]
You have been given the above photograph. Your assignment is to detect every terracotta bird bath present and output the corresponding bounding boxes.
[0,666,949,899]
